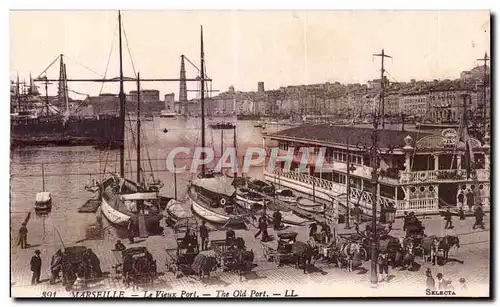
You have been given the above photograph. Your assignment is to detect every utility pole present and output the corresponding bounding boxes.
[477,52,489,140]
[373,49,392,129]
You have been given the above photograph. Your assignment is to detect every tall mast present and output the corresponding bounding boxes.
[45,77,49,116]
[233,125,237,178]
[477,52,489,140]
[136,72,141,184]
[16,73,20,112]
[118,11,125,178]
[200,25,206,176]
[63,63,69,115]
[373,49,391,128]
[42,163,45,192]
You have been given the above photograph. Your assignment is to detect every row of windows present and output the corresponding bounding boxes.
[278,144,364,165]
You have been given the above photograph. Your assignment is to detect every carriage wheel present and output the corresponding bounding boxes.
[360,248,369,261]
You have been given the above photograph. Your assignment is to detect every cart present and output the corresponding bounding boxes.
[261,231,298,266]
[211,237,249,272]
[165,217,200,277]
[112,247,157,287]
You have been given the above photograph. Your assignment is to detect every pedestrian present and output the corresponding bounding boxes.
[226,227,236,247]
[50,249,63,284]
[114,240,126,251]
[199,221,209,251]
[309,222,318,238]
[18,222,28,249]
[273,210,282,231]
[30,249,42,285]
[436,273,446,290]
[443,209,453,229]
[354,205,361,224]
[425,268,435,291]
[320,222,332,244]
[459,278,467,290]
[458,205,466,220]
[402,211,408,232]
[127,219,135,244]
[254,214,269,242]
[472,205,485,230]
[378,251,389,282]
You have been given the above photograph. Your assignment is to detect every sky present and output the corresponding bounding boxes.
[10,10,490,100]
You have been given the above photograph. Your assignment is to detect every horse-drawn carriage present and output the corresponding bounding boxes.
[165,217,200,277]
[113,247,157,287]
[261,231,298,266]
[60,246,103,291]
[211,237,255,278]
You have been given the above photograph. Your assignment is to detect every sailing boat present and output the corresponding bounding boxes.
[98,12,168,234]
[188,26,244,226]
[34,163,52,212]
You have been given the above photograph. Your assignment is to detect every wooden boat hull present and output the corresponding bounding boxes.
[297,203,325,214]
[266,210,309,226]
[34,199,52,212]
[190,196,243,225]
[163,200,193,226]
[100,177,163,232]
[235,194,265,210]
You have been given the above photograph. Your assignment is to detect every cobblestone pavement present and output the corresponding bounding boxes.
[11,214,490,297]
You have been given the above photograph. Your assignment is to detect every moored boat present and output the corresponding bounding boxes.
[188,177,244,225]
[35,191,52,212]
[276,189,297,203]
[100,175,166,232]
[235,188,266,210]
[266,208,310,226]
[34,163,52,212]
[297,197,325,214]
[163,199,193,227]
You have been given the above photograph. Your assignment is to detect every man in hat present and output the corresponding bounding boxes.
[50,249,63,284]
[127,219,135,244]
[18,222,28,249]
[459,278,467,290]
[226,227,236,248]
[199,220,209,251]
[30,250,42,285]
[254,213,269,242]
[273,209,282,231]
[473,205,485,230]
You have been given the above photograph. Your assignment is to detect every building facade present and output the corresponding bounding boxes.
[262,124,490,220]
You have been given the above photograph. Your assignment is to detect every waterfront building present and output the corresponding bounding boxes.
[262,124,490,221]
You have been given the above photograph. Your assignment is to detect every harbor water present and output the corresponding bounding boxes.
[10,118,281,246]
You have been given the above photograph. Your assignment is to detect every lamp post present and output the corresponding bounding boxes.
[345,137,356,229]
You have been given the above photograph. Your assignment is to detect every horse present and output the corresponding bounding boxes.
[234,249,255,281]
[436,235,460,264]
[337,241,362,272]
[293,240,319,274]
[192,253,218,282]
[401,242,416,270]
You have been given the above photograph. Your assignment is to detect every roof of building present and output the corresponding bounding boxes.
[268,124,433,149]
